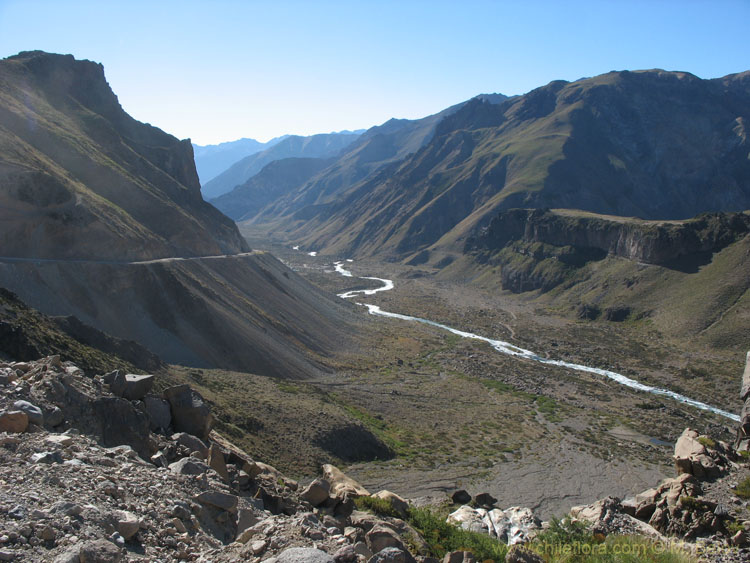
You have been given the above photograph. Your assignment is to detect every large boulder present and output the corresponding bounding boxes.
[13,400,43,426]
[673,428,718,478]
[275,547,334,563]
[91,397,153,459]
[366,524,408,554]
[163,385,213,440]
[78,539,123,562]
[0,410,28,433]
[447,505,539,545]
[110,373,154,401]
[143,395,171,431]
[301,478,331,507]
[322,464,369,498]
[169,457,210,476]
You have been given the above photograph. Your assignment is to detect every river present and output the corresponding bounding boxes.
[332,261,740,422]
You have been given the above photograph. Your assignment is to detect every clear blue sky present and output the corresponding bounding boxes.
[1,0,748,145]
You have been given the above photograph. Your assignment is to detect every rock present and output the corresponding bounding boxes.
[143,396,171,431]
[740,351,750,401]
[0,410,28,433]
[504,546,544,563]
[474,492,497,508]
[46,406,64,427]
[31,451,63,464]
[572,497,664,539]
[46,434,74,447]
[236,508,259,538]
[731,530,748,547]
[322,464,370,498]
[12,400,43,426]
[38,525,56,541]
[633,488,659,521]
[352,542,374,560]
[673,428,718,478]
[447,505,489,534]
[79,539,123,562]
[333,544,360,563]
[451,490,471,504]
[366,524,407,554]
[109,373,154,400]
[372,490,409,519]
[91,397,153,459]
[194,491,238,512]
[52,501,83,516]
[443,552,475,563]
[173,432,209,457]
[301,478,331,506]
[276,547,334,563]
[116,510,140,540]
[370,547,409,563]
[208,443,230,482]
[163,385,213,440]
[168,457,210,475]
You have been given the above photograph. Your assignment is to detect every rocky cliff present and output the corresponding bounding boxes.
[468,208,750,265]
[0,51,248,261]
[463,209,750,293]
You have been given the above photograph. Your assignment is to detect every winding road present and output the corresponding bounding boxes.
[331,260,740,422]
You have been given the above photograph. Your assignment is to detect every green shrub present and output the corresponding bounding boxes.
[734,476,750,499]
[354,496,402,519]
[697,436,716,449]
[407,506,508,562]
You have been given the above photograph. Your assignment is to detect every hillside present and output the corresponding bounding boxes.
[202,131,362,199]
[0,51,358,377]
[236,70,750,263]
[218,94,508,227]
[0,51,248,261]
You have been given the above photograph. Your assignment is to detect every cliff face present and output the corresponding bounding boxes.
[465,209,750,293]
[0,51,248,260]
[468,209,750,265]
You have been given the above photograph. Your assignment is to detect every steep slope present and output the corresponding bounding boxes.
[213,157,333,221]
[0,51,249,261]
[192,135,287,184]
[0,51,357,378]
[0,252,357,378]
[202,131,362,199]
[243,70,750,262]
[223,94,508,228]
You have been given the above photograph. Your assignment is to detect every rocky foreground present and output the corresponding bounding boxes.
[1,355,750,562]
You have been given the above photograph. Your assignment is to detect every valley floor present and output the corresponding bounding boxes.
[214,236,743,519]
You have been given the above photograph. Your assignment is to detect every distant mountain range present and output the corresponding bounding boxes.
[0,51,355,377]
[201,131,365,199]
[216,70,750,266]
[192,136,288,184]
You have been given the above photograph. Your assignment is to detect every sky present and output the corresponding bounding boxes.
[1,0,749,145]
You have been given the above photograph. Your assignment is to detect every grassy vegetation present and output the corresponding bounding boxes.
[526,518,697,562]
[733,476,750,499]
[407,506,508,562]
[354,496,403,519]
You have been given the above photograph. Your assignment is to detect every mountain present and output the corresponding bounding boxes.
[213,94,509,224]
[213,157,334,222]
[0,51,355,377]
[192,135,288,184]
[201,131,363,199]
[236,70,750,264]
[0,51,249,261]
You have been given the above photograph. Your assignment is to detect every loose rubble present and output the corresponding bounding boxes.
[2,353,750,562]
